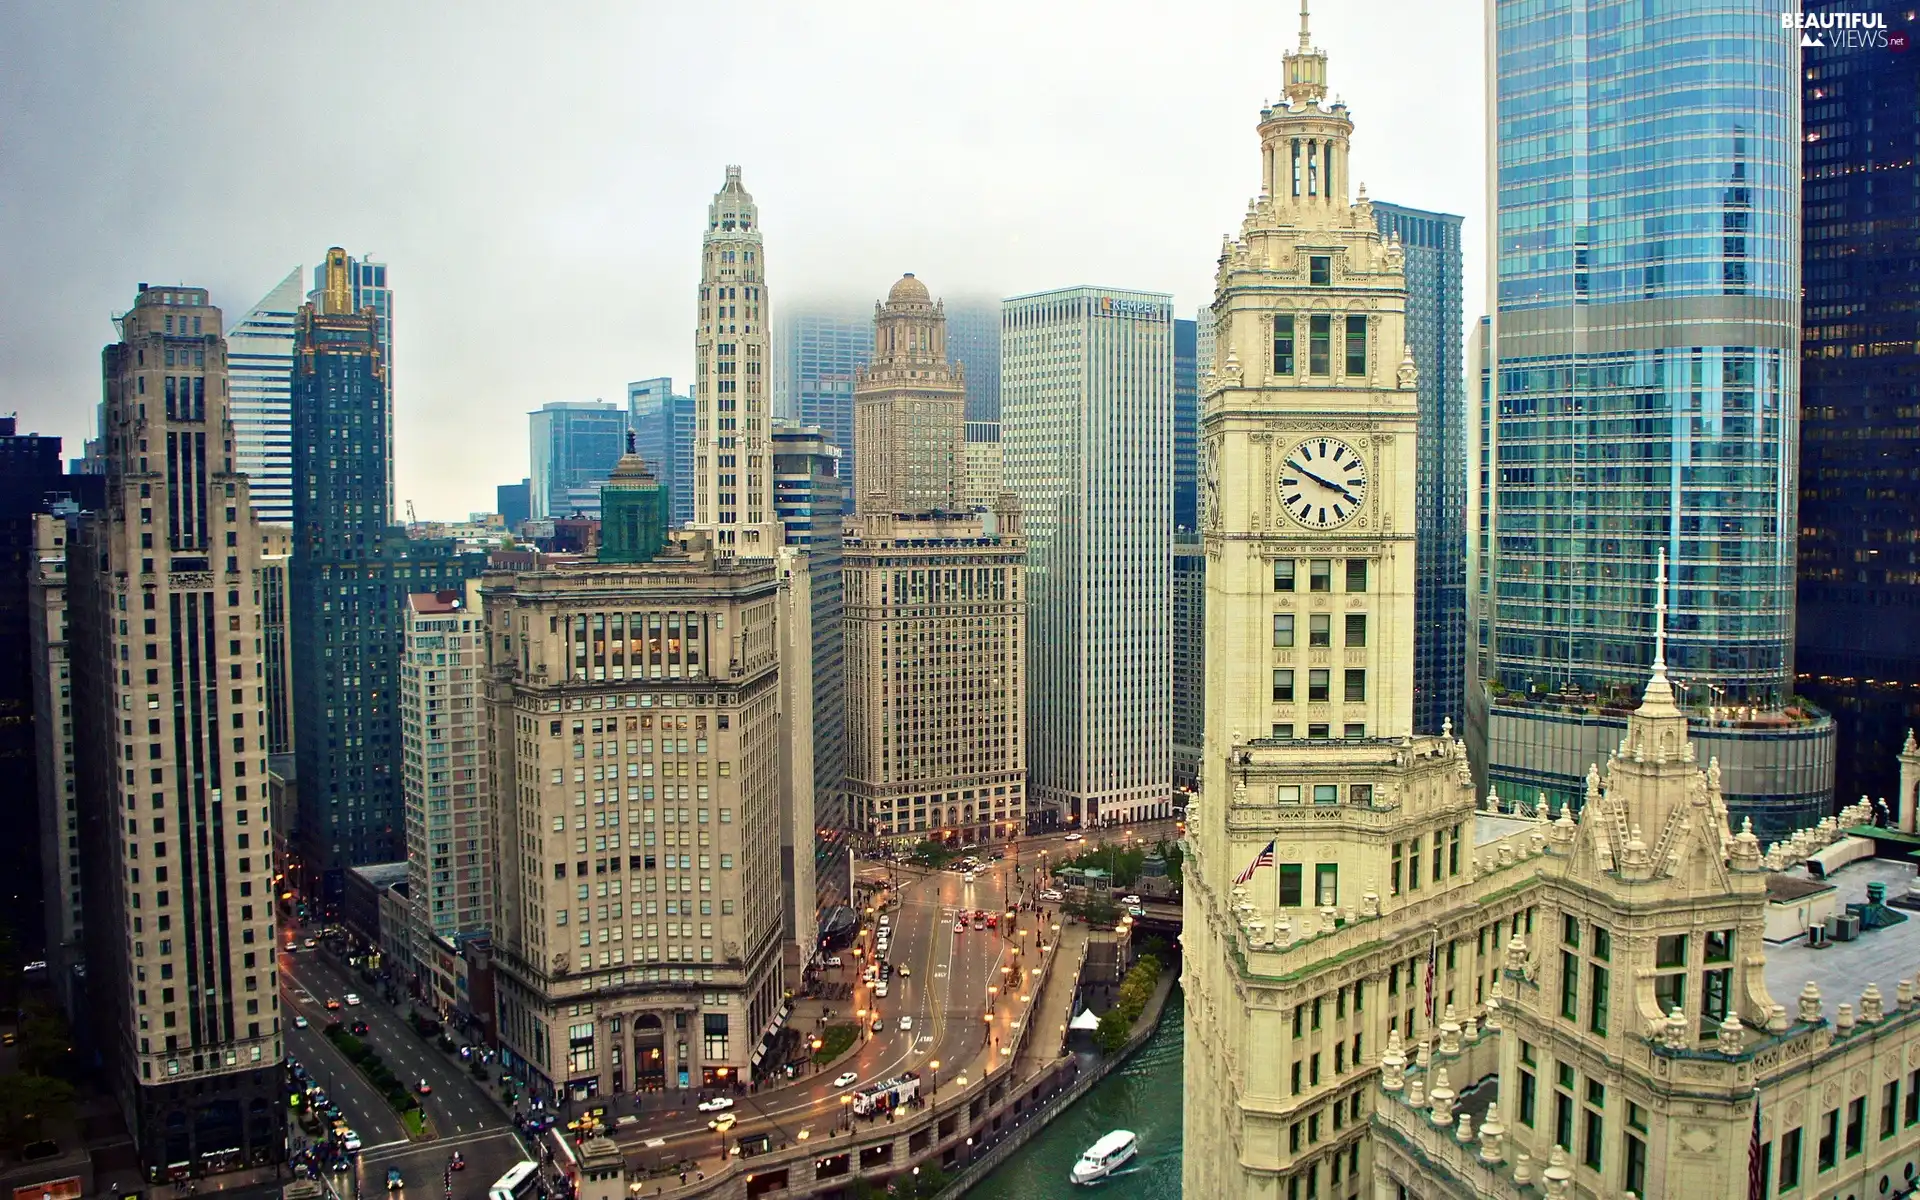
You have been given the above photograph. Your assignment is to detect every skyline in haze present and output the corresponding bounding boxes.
[0,0,1482,518]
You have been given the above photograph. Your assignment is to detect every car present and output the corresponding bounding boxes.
[448,1152,465,1171]
[417,1079,432,1095]
[324,1105,343,1121]
[325,998,342,1011]
[899,1016,914,1031]
[825,955,842,967]
[351,1021,370,1036]
[304,938,318,949]
[286,941,298,952]
[344,993,361,1006]
[972,919,985,931]
[386,1168,405,1192]
[341,1131,362,1152]
[1121,895,1143,907]
[1128,906,1146,917]
[987,915,999,929]
[1040,889,1063,901]
[955,919,967,932]
[881,963,894,979]
[833,1072,859,1089]
[708,1112,737,1132]
[962,871,976,883]
[871,1017,884,1033]
[899,965,911,977]
[293,1015,309,1029]
[874,981,889,998]
[1065,833,1084,842]
[877,914,890,927]
[697,1097,735,1114]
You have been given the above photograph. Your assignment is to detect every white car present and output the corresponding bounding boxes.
[963,871,976,882]
[898,1016,914,1032]
[1039,889,1063,901]
[874,981,889,998]
[1064,833,1084,843]
[833,1072,859,1089]
[344,993,361,1007]
[697,1097,735,1114]
[877,915,890,927]
[708,1113,736,1132]
[342,1131,363,1152]
[1121,895,1142,906]
[293,1015,310,1029]
[825,956,842,968]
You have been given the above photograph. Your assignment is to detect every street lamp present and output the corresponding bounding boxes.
[841,1094,853,1132]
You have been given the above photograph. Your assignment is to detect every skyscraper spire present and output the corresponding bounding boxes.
[1283,0,1328,106]
[1638,546,1681,715]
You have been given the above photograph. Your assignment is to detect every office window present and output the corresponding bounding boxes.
[1308,314,1331,373]
[1817,1108,1837,1171]
[1308,669,1330,702]
[1315,863,1338,907]
[1273,670,1295,703]
[1408,836,1422,890]
[1310,255,1331,286]
[1344,669,1366,702]
[1309,559,1332,591]
[1343,723,1366,738]
[1274,315,1296,375]
[1309,613,1331,647]
[1279,863,1303,906]
[1308,723,1330,739]
[1907,1069,1920,1125]
[1561,951,1579,1020]
[1274,614,1295,648]
[1344,314,1367,376]
[1274,560,1296,591]
[1312,784,1338,804]
[1588,963,1609,1035]
[1656,934,1686,967]
[1883,1080,1899,1140]
[1518,1068,1537,1127]
[1778,1126,1802,1192]
[1345,558,1367,591]
[1345,613,1367,646]
[1390,842,1402,895]
[1845,1096,1865,1157]
[1623,1129,1647,1196]
[1655,970,1685,1016]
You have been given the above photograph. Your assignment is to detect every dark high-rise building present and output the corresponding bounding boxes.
[290,250,484,911]
[1173,318,1198,533]
[529,400,626,520]
[771,422,848,894]
[70,284,285,1177]
[1172,532,1204,792]
[496,479,531,528]
[1796,6,1920,809]
[774,304,871,493]
[628,377,696,528]
[1375,202,1466,735]
[946,299,1004,423]
[0,416,67,956]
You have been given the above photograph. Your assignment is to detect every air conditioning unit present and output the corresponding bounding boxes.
[1807,924,1831,948]
[1833,913,1863,942]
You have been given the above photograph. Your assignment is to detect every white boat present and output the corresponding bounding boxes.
[1070,1130,1138,1185]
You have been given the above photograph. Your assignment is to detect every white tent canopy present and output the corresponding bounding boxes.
[1069,1008,1102,1031]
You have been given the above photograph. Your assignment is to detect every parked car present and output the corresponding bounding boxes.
[877,915,890,927]
[697,1097,735,1113]
[874,981,889,998]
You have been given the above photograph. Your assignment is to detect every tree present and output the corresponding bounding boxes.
[0,1072,76,1153]
[1095,1010,1130,1055]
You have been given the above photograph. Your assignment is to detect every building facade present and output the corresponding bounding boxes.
[29,510,83,1013]
[258,524,293,756]
[308,253,393,516]
[962,421,1003,511]
[843,504,1027,844]
[483,535,786,1100]
[1373,202,1465,737]
[1173,531,1205,793]
[773,304,872,501]
[771,423,850,861]
[401,581,492,963]
[290,250,486,909]
[1795,3,1920,809]
[852,275,968,517]
[225,268,302,526]
[628,378,696,529]
[1175,316,1199,534]
[1002,286,1173,827]
[69,283,285,1178]
[945,298,1003,423]
[530,400,627,521]
[692,167,778,558]
[498,480,531,529]
[1476,0,1831,841]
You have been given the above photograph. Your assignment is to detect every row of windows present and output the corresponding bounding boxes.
[1272,613,1368,648]
[1273,313,1369,378]
[1271,667,1367,703]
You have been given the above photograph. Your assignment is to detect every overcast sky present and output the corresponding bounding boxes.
[1,1,1484,519]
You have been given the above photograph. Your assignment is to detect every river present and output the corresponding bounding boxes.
[965,989,1184,1199]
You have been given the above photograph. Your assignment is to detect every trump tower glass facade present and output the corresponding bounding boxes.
[1479,0,1832,839]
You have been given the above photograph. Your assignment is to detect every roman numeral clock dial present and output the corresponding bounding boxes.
[1279,438,1368,529]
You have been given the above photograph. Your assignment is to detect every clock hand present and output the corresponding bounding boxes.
[1288,461,1343,493]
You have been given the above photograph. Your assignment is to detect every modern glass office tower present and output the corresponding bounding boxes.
[628,377,695,528]
[1002,286,1173,827]
[1479,0,1832,839]
[772,304,871,493]
[1375,203,1466,736]
[308,253,393,514]
[945,298,1004,423]
[1796,2,1920,810]
[528,399,627,520]
[1173,317,1198,533]
[225,267,302,525]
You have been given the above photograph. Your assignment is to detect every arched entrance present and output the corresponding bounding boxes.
[634,1013,666,1092]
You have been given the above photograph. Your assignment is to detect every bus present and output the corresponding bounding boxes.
[489,1161,541,1200]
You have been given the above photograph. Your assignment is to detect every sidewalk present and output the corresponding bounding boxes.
[1015,922,1089,1079]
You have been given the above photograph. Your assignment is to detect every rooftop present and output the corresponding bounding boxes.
[1763,856,1920,1004]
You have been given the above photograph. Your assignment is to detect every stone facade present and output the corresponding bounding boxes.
[852,274,967,517]
[483,537,785,1099]
[693,167,779,557]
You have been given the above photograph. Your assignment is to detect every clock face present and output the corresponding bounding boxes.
[1279,438,1368,529]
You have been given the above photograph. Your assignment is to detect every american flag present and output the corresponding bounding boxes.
[1748,1093,1765,1200]
[1235,840,1276,885]
[1423,931,1439,1024]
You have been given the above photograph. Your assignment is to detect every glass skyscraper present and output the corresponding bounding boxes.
[528,399,627,520]
[226,267,302,525]
[773,304,871,493]
[1172,317,1198,533]
[1796,3,1920,810]
[308,252,393,514]
[945,298,1004,423]
[1375,203,1466,736]
[1002,287,1173,828]
[1479,0,1832,839]
[628,377,696,528]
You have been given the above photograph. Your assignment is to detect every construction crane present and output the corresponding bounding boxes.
[406,500,418,530]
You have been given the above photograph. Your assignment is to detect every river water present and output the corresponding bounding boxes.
[965,989,1184,1200]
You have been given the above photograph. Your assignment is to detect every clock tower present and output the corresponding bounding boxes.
[1183,6,1481,1196]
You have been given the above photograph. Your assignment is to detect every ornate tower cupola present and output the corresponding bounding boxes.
[1257,0,1353,217]
[1282,0,1328,106]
